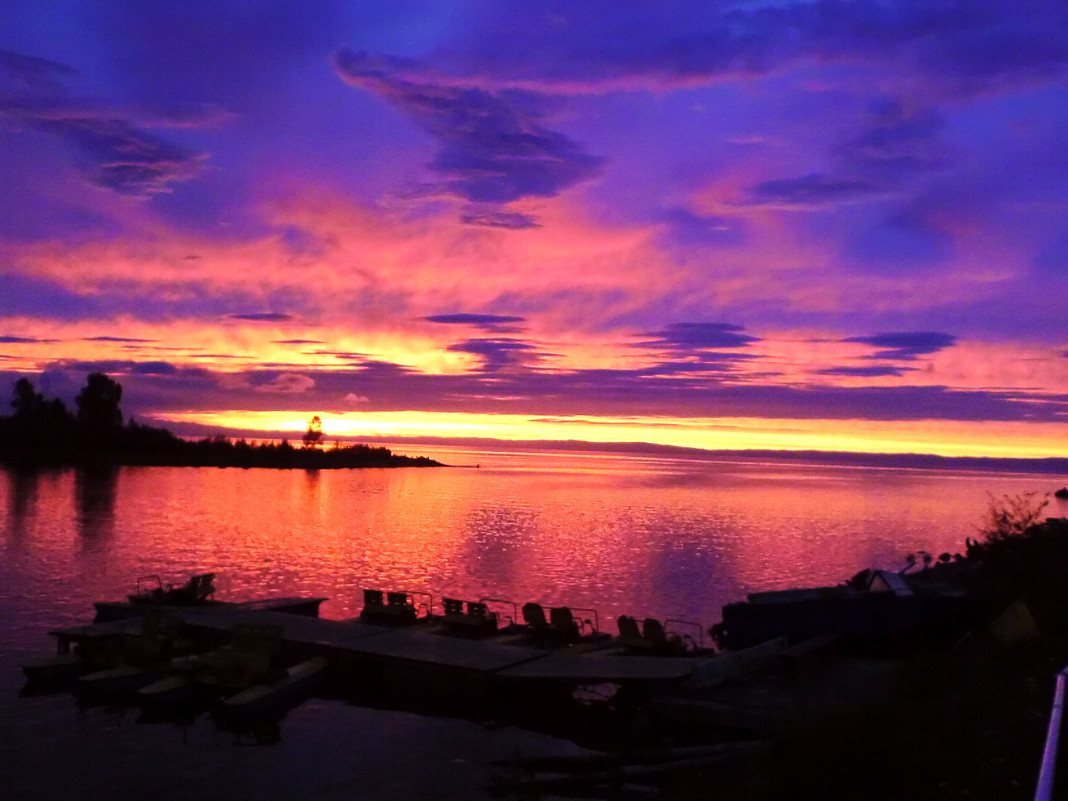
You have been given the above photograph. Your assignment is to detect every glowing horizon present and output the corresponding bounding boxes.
[156,410,1068,461]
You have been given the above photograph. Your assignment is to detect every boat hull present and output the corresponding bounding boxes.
[93,596,325,623]
[22,653,99,684]
[217,657,328,717]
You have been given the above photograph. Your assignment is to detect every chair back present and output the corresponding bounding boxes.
[550,606,580,640]
[522,602,549,628]
[642,617,667,643]
[443,598,465,616]
[617,615,642,639]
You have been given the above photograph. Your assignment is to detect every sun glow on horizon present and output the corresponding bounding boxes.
[153,410,1068,460]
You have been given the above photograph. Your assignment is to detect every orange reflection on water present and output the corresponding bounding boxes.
[1,453,1060,631]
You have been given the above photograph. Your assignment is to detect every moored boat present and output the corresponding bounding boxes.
[710,568,974,650]
[94,572,326,622]
[217,656,328,716]
[136,674,197,708]
[76,663,177,697]
[22,652,100,684]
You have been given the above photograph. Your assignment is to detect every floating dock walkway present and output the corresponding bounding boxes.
[51,605,715,692]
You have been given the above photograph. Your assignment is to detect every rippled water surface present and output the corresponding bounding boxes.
[1,447,1064,799]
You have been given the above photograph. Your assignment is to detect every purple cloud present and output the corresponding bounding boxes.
[334,50,603,204]
[818,365,913,378]
[637,323,761,352]
[747,173,883,209]
[744,100,950,214]
[0,335,49,344]
[407,3,1068,99]
[84,336,156,343]
[0,50,207,197]
[459,210,541,229]
[844,331,957,360]
[446,337,545,373]
[840,102,948,175]
[657,207,745,246]
[425,313,526,334]
[228,313,294,322]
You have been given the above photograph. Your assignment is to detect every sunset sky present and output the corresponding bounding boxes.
[1,2,1066,458]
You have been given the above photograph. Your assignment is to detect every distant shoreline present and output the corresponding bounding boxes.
[0,446,444,471]
[0,374,443,471]
[157,428,1068,476]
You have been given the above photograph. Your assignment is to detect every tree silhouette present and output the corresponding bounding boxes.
[76,372,123,429]
[302,415,324,449]
[0,373,440,469]
[11,378,43,418]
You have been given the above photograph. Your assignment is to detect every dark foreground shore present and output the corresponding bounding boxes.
[622,517,1068,801]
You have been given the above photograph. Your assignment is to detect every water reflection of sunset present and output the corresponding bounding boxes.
[1,452,1060,630]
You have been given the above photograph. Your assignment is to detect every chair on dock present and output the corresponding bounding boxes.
[522,602,550,631]
[522,602,583,645]
[616,616,689,654]
[617,615,652,651]
[550,607,582,643]
[360,589,418,626]
[642,617,688,654]
[441,598,498,637]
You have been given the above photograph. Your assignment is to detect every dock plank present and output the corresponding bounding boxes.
[499,651,705,682]
[348,626,547,672]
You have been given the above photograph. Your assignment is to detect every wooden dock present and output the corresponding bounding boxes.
[51,605,716,688]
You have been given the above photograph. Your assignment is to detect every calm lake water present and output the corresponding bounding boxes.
[1,447,1065,799]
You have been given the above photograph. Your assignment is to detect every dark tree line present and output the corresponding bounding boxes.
[0,373,440,469]
[1,372,158,456]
